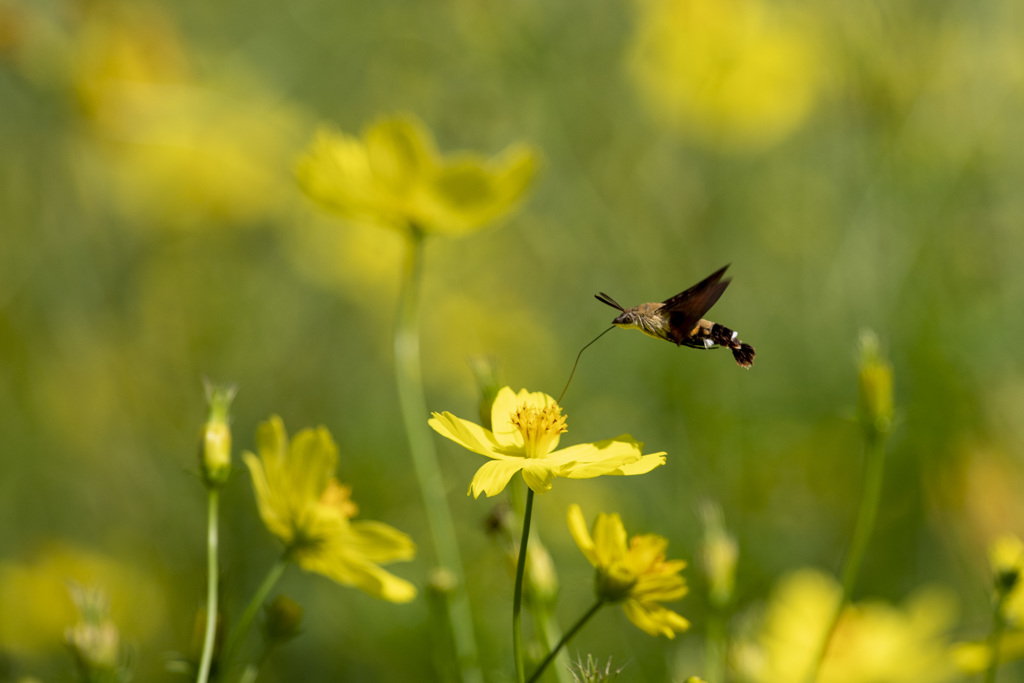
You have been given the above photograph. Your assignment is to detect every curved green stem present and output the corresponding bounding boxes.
[984,590,1009,683]
[196,489,220,683]
[527,600,604,683]
[807,432,888,681]
[221,557,288,672]
[513,488,535,683]
[394,227,482,683]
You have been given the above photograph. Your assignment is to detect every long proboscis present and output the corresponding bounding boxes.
[557,325,616,404]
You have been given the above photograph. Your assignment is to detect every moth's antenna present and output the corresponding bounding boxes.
[557,326,616,404]
[595,292,625,311]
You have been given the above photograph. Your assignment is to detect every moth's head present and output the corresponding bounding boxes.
[612,310,640,328]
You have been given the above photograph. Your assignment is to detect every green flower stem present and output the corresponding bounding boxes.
[196,489,220,683]
[807,432,889,681]
[531,604,570,683]
[395,227,482,683]
[984,590,1009,683]
[513,488,535,683]
[705,606,728,683]
[221,557,288,672]
[527,599,604,683]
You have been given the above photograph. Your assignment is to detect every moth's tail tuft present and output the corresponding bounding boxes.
[710,323,756,368]
[732,343,756,369]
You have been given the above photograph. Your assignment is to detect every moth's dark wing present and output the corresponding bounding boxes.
[595,292,625,312]
[661,265,731,344]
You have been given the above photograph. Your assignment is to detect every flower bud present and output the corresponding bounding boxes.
[263,595,303,646]
[699,502,738,608]
[857,330,893,439]
[65,583,125,680]
[199,382,237,487]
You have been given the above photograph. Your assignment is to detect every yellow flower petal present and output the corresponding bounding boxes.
[243,451,291,542]
[567,505,598,565]
[346,520,417,564]
[417,145,539,236]
[365,115,436,195]
[469,458,526,498]
[428,412,506,458]
[298,547,417,604]
[623,600,690,638]
[520,460,560,494]
[591,512,630,568]
[287,426,339,507]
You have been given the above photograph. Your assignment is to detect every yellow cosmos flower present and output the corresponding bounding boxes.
[296,114,538,237]
[733,569,957,683]
[243,416,416,603]
[429,387,666,498]
[567,504,689,638]
[628,0,823,151]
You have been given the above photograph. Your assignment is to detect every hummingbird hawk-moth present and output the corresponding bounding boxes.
[595,265,756,368]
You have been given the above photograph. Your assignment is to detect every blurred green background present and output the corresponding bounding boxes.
[3,0,1024,680]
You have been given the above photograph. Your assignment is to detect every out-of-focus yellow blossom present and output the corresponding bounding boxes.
[952,632,1024,674]
[296,114,538,237]
[627,0,824,152]
[243,416,417,603]
[429,387,665,498]
[0,543,165,656]
[951,534,1024,673]
[567,504,689,638]
[68,2,302,227]
[734,569,958,683]
[990,534,1024,614]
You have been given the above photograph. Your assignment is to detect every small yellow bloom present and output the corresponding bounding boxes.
[733,569,957,683]
[567,504,689,638]
[429,387,666,498]
[627,0,823,152]
[243,416,416,603]
[296,114,538,237]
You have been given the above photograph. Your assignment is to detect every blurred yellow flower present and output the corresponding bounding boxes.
[567,504,689,638]
[734,569,958,683]
[296,114,538,237]
[627,0,824,151]
[429,387,666,498]
[990,534,1024,617]
[243,416,417,603]
[68,2,302,228]
[0,543,165,657]
[951,534,1024,673]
